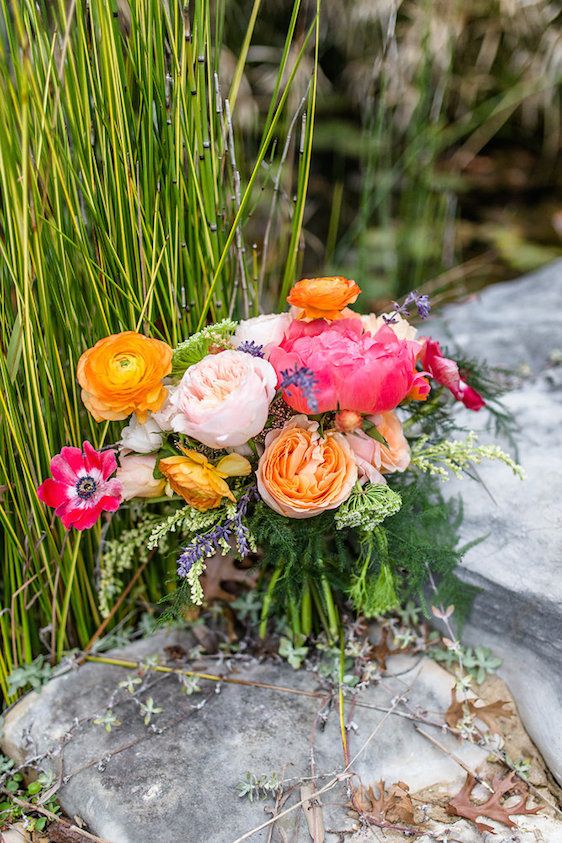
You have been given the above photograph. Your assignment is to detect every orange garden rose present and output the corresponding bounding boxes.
[77,331,172,422]
[257,415,357,518]
[159,450,251,511]
[287,276,361,321]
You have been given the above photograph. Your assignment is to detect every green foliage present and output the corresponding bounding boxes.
[278,635,309,669]
[411,431,524,480]
[383,474,480,624]
[349,560,399,618]
[171,320,237,380]
[430,643,502,684]
[99,516,162,617]
[0,766,60,831]
[335,482,402,531]
[7,656,52,697]
[237,771,281,802]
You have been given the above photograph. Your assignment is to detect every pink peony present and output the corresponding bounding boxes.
[167,349,277,448]
[420,339,485,411]
[268,318,422,415]
[37,442,122,530]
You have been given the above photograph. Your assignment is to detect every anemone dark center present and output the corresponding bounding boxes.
[76,476,97,499]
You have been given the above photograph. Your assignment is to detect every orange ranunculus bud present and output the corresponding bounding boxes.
[335,409,363,433]
[159,450,250,511]
[77,331,172,423]
[256,416,357,518]
[287,276,361,321]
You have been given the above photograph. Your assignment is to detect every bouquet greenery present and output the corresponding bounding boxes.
[37,276,521,641]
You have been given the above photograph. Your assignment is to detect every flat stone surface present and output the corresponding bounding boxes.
[5,630,556,843]
[428,260,562,783]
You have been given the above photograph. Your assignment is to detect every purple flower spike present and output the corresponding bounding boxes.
[237,341,265,358]
[279,365,319,414]
[392,290,431,321]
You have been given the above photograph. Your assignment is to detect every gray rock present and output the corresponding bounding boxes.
[427,261,562,783]
[1,631,494,843]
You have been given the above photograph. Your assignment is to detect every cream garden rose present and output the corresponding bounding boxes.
[120,409,168,453]
[117,454,166,500]
[168,349,277,449]
[361,312,417,341]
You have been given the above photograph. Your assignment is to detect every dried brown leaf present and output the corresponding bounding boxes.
[300,783,325,842]
[354,780,415,825]
[447,772,541,833]
[200,553,258,603]
[445,689,513,734]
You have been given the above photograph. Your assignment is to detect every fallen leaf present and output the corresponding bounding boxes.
[447,772,541,833]
[46,822,93,843]
[164,644,187,662]
[445,689,513,734]
[354,780,415,825]
[200,553,258,603]
[301,783,325,842]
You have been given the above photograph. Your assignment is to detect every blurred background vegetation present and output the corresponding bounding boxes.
[222,0,562,306]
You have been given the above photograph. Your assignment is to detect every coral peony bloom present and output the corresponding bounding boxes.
[233,313,292,356]
[420,339,485,411]
[345,412,410,484]
[77,331,172,423]
[257,415,357,518]
[168,349,277,449]
[159,449,251,511]
[269,319,422,415]
[37,442,122,530]
[117,454,166,501]
[361,312,418,341]
[287,276,361,321]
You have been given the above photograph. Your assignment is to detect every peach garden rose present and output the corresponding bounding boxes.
[257,415,357,518]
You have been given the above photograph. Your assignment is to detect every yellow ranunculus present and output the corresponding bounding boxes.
[77,331,172,423]
[158,449,251,511]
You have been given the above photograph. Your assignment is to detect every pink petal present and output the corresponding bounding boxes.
[50,447,84,483]
[98,492,122,513]
[82,441,103,473]
[99,449,118,480]
[67,506,102,531]
[37,478,67,508]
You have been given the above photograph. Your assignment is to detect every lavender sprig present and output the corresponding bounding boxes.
[279,364,319,414]
[176,486,258,577]
[392,290,431,320]
[237,341,265,358]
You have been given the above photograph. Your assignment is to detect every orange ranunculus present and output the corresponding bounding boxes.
[257,415,357,518]
[77,331,172,423]
[159,450,251,511]
[287,276,361,321]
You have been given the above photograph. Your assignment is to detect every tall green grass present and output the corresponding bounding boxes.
[0,0,319,702]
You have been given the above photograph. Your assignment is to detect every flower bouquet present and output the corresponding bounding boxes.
[38,277,521,640]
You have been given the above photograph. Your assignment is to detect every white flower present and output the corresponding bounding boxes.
[116,454,166,500]
[168,349,277,449]
[233,312,292,355]
[120,410,167,454]
[362,312,418,341]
